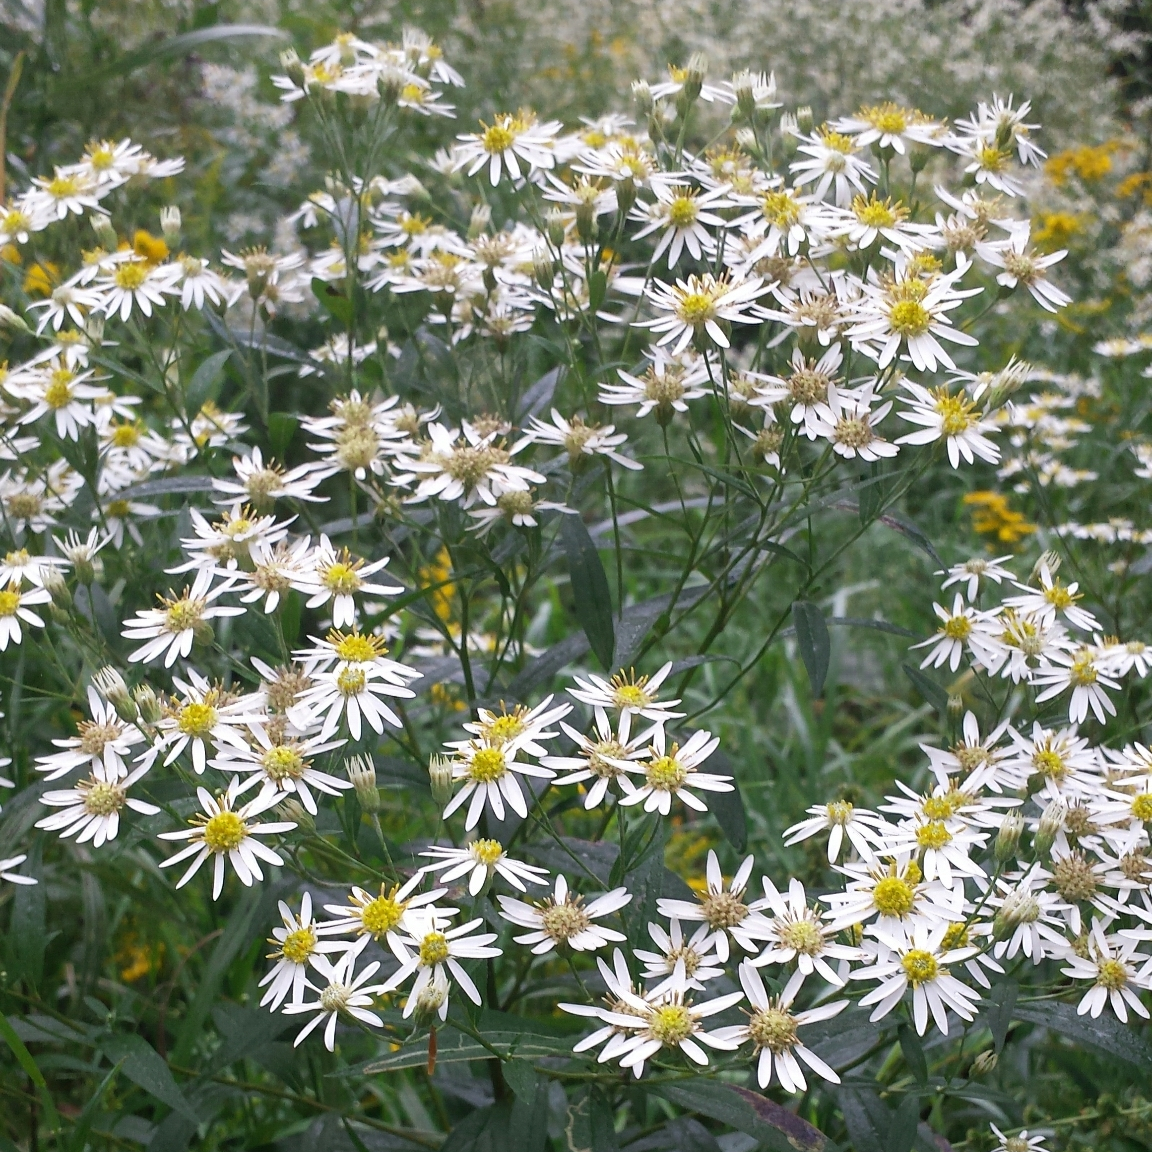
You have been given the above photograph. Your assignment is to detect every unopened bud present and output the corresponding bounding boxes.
[192,619,215,648]
[277,797,313,834]
[376,67,405,105]
[779,113,800,158]
[947,693,964,720]
[84,315,105,346]
[970,1050,997,1076]
[734,127,758,153]
[428,754,455,808]
[1029,550,1061,585]
[43,568,71,612]
[93,667,137,724]
[0,304,29,333]
[279,48,305,87]
[467,203,491,241]
[676,53,707,115]
[133,683,162,725]
[615,175,638,220]
[545,208,566,248]
[994,888,1040,940]
[346,754,380,812]
[995,810,1023,863]
[909,143,933,174]
[796,106,814,134]
[731,70,757,122]
[1034,798,1066,858]
[532,250,556,289]
[160,206,181,247]
[90,214,117,250]
[575,200,598,245]
[631,80,654,116]
[412,977,448,1025]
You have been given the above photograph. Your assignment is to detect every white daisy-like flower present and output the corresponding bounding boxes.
[897,382,1000,467]
[749,343,843,440]
[175,256,238,310]
[121,567,243,667]
[988,868,1070,964]
[600,355,711,424]
[716,962,846,1092]
[282,936,387,1051]
[832,103,944,155]
[319,874,451,946]
[10,361,106,440]
[543,707,650,810]
[634,918,725,993]
[1061,920,1152,1022]
[298,536,402,629]
[989,1125,1049,1152]
[590,981,744,1077]
[35,759,159,847]
[524,409,643,472]
[212,446,327,508]
[0,854,36,885]
[784,799,886,862]
[634,273,766,354]
[615,727,734,816]
[1032,648,1119,725]
[232,536,316,614]
[453,112,562,186]
[0,579,51,651]
[94,255,181,322]
[158,777,296,900]
[657,851,770,962]
[822,856,961,936]
[939,555,1016,602]
[27,169,101,218]
[977,230,1070,312]
[0,547,68,589]
[561,949,658,1065]
[210,725,350,816]
[287,661,419,742]
[260,893,351,1010]
[34,685,145,781]
[810,383,897,462]
[790,128,876,206]
[629,182,733,268]
[913,594,979,672]
[880,815,988,889]
[440,738,556,830]
[497,874,631,954]
[922,711,1012,793]
[380,912,502,1019]
[155,671,264,774]
[1003,565,1100,633]
[853,923,981,1034]
[419,838,549,895]
[751,877,863,986]
[456,694,572,754]
[848,263,980,372]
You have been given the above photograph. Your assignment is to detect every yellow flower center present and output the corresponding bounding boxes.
[826,800,854,824]
[942,922,969,949]
[471,838,504,866]
[872,877,915,917]
[540,898,590,943]
[262,744,305,781]
[419,931,450,966]
[667,195,699,228]
[1043,581,1077,610]
[863,104,911,134]
[1132,794,1152,822]
[203,810,246,853]
[336,668,367,696]
[332,631,384,663]
[917,820,952,850]
[360,889,407,937]
[1068,652,1097,686]
[111,422,141,447]
[78,720,122,757]
[889,299,932,337]
[481,122,516,154]
[778,918,823,955]
[0,590,20,616]
[322,560,362,594]
[922,796,952,820]
[1097,958,1129,992]
[676,291,717,326]
[468,747,507,783]
[901,949,938,985]
[760,190,801,229]
[178,702,218,738]
[701,890,748,930]
[611,679,651,710]
[645,752,689,792]
[484,711,526,744]
[278,926,316,964]
[933,390,977,436]
[1033,747,1067,780]
[943,613,972,641]
[748,1006,797,1052]
[113,262,148,291]
[164,596,205,633]
[649,1004,694,1046]
[47,174,81,198]
[83,779,126,816]
[45,368,74,409]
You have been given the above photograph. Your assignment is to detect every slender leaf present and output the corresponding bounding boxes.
[311,278,354,326]
[561,514,615,670]
[703,750,747,853]
[902,663,950,716]
[268,412,298,461]
[1013,998,1152,1069]
[356,1028,574,1073]
[981,981,1018,1054]
[792,600,830,696]
[835,1086,889,1152]
[100,1033,198,1123]
[184,349,231,421]
[517,367,563,421]
[898,1023,928,1085]
[0,1011,60,1132]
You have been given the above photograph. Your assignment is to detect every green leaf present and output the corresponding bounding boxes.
[507,1062,549,1152]
[652,1081,827,1152]
[311,278,355,327]
[902,663,950,716]
[792,600,830,696]
[184,348,231,421]
[1013,998,1152,1069]
[268,412,298,461]
[517,367,563,421]
[355,1028,574,1074]
[857,464,886,524]
[888,1094,920,1152]
[100,1034,198,1123]
[702,750,747,853]
[835,1086,889,1152]
[660,1117,723,1151]
[119,475,216,500]
[9,835,45,988]
[561,513,615,670]
[878,510,943,567]
[588,270,608,313]
[981,981,1018,1054]
[441,1100,512,1152]
[0,1011,61,1132]
[68,1061,122,1152]
[898,1023,928,1085]
[565,1087,619,1152]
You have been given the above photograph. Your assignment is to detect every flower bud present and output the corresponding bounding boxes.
[277,797,313,834]
[192,619,215,648]
[734,127,758,153]
[1033,798,1066,859]
[279,48,305,87]
[160,206,181,247]
[615,175,638,220]
[0,304,29,333]
[84,315,105,347]
[675,53,707,116]
[909,143,933,174]
[575,200,598,245]
[970,1050,997,1076]
[631,80,654,116]
[993,888,1040,940]
[796,106,815,134]
[779,113,800,158]
[1029,550,1061,585]
[428,754,455,808]
[133,683,163,725]
[411,978,447,1025]
[947,692,964,720]
[90,214,118,250]
[545,208,566,248]
[994,810,1023,864]
[533,250,556,290]
[731,70,758,122]
[346,754,380,812]
[93,667,137,724]
[43,569,71,612]
[376,66,405,105]
[467,203,491,241]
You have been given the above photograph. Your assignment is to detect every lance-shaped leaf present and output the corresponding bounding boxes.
[561,513,615,670]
